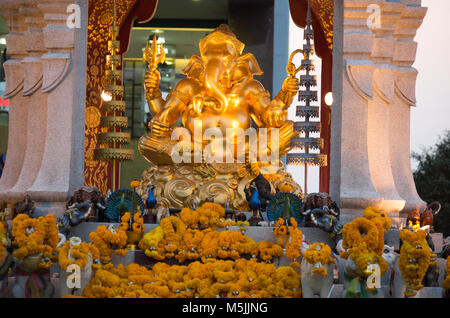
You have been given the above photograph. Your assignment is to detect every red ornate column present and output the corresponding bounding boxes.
[289,0,334,194]
[84,0,157,194]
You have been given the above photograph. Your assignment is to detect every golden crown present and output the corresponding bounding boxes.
[199,24,245,57]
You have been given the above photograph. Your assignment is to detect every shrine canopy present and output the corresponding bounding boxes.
[288,0,334,58]
[288,0,334,193]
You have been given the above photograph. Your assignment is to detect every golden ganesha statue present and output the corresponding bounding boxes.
[136,24,303,211]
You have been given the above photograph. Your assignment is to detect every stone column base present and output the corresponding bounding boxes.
[34,201,66,218]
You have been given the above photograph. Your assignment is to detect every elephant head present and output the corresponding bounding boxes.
[183,24,263,113]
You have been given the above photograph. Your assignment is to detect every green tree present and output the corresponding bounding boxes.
[412,130,450,237]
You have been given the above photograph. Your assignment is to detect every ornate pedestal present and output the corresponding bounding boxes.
[136,162,303,212]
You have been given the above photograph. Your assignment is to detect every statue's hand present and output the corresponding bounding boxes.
[150,119,171,138]
[263,106,287,127]
[282,76,300,95]
[145,69,161,99]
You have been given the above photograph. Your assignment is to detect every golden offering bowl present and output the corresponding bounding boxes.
[126,231,142,246]
[276,234,289,248]
[19,253,43,273]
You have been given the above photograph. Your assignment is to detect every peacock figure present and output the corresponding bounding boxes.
[246,184,263,226]
[106,189,145,222]
[146,185,157,210]
[267,192,303,225]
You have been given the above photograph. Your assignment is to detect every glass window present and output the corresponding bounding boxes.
[122,27,214,138]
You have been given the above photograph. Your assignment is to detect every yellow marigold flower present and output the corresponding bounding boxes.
[130,180,141,189]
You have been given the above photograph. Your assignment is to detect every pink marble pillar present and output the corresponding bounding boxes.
[0,1,29,201]
[8,1,48,202]
[367,1,406,214]
[27,0,87,216]
[330,0,383,216]
[390,0,427,214]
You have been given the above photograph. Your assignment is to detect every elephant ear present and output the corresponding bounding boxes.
[182,54,205,77]
[237,53,263,76]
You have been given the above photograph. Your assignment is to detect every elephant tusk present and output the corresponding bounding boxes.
[301,209,312,216]
[57,233,67,248]
[310,214,318,226]
[96,202,106,209]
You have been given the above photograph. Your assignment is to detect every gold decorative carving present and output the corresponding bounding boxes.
[136,162,303,212]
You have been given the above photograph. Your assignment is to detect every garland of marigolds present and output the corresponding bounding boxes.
[120,211,145,234]
[83,259,302,298]
[12,214,59,270]
[180,203,227,230]
[399,229,436,297]
[341,217,379,254]
[0,223,6,262]
[303,243,335,276]
[58,241,100,270]
[89,225,128,263]
[285,218,303,268]
[443,256,450,292]
[139,203,288,264]
[120,210,145,246]
[340,215,389,294]
[363,207,391,255]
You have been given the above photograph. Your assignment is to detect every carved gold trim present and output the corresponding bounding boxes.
[97,132,131,145]
[290,137,324,151]
[94,148,135,161]
[286,153,327,167]
[100,116,128,128]
[102,100,126,113]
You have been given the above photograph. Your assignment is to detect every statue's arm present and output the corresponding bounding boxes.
[246,80,286,128]
[151,78,199,136]
[144,70,165,117]
[274,76,299,108]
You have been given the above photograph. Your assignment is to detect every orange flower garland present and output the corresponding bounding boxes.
[363,207,392,255]
[257,241,283,262]
[120,212,131,231]
[399,229,436,297]
[58,240,100,270]
[442,256,450,291]
[12,213,59,270]
[89,225,128,263]
[286,218,302,261]
[273,218,288,236]
[83,259,301,298]
[303,243,335,276]
[0,223,6,262]
[341,217,379,253]
[348,244,388,281]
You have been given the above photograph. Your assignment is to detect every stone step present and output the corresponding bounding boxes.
[431,232,444,254]
[327,284,443,298]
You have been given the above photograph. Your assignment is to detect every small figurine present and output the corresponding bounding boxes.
[0,218,13,297]
[14,194,47,218]
[246,174,273,212]
[66,186,107,222]
[105,189,145,222]
[145,185,157,217]
[155,204,170,224]
[246,184,262,226]
[406,201,441,232]
[300,243,335,298]
[57,201,93,237]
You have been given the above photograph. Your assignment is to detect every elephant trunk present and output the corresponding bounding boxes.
[205,58,228,112]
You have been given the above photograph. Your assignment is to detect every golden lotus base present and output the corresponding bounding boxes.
[136,162,303,212]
